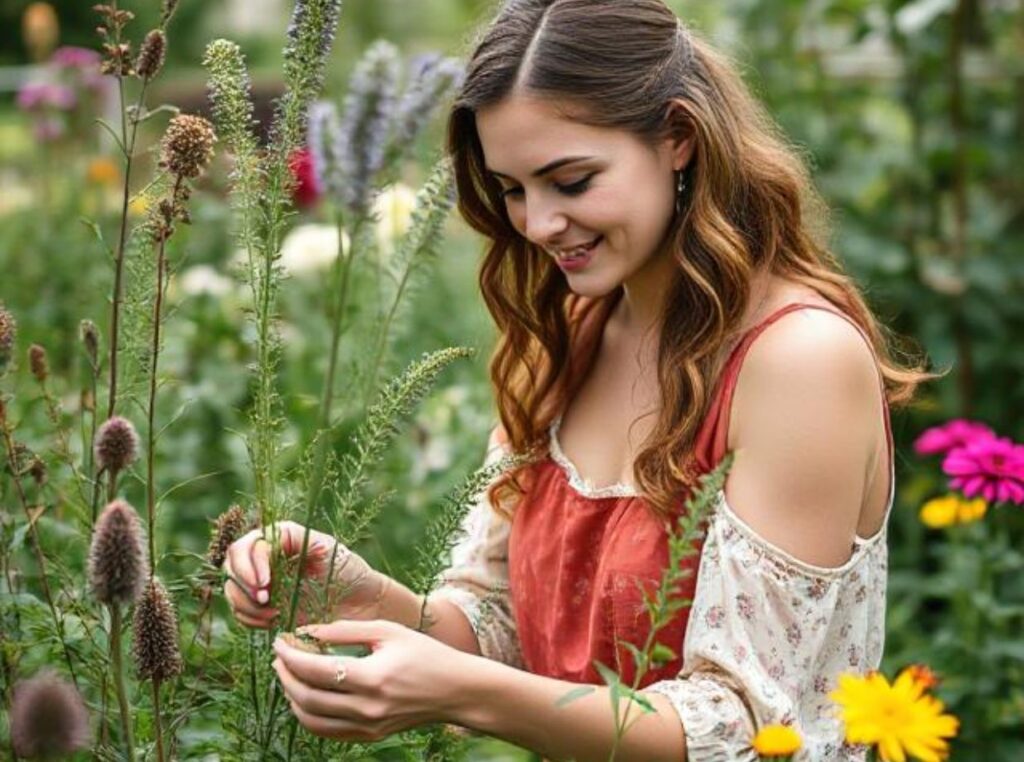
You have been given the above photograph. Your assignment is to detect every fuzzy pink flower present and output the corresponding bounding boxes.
[914,419,996,456]
[943,436,1024,505]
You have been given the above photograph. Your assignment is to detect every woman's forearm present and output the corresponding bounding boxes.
[451,654,687,762]
[374,575,482,656]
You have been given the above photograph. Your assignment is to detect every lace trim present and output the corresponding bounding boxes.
[548,413,641,499]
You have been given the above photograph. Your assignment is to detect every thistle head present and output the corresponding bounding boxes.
[158,114,216,179]
[10,670,91,758]
[88,499,148,606]
[132,577,183,683]
[28,343,48,383]
[79,319,100,366]
[206,504,250,570]
[0,301,16,374]
[94,415,139,475]
[135,29,166,81]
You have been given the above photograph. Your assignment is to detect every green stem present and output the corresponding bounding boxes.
[152,679,166,762]
[109,605,136,761]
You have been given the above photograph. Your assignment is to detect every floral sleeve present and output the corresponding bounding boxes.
[431,427,524,669]
[640,491,887,761]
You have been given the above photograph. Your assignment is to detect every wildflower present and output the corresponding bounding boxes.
[177,265,234,298]
[132,577,183,682]
[158,114,216,180]
[392,54,464,149]
[21,3,59,62]
[943,435,1024,505]
[206,504,249,570]
[752,724,802,757]
[374,182,417,258]
[278,223,350,276]
[51,46,102,70]
[135,29,166,80]
[15,81,76,112]
[94,415,139,475]
[9,670,91,758]
[289,147,321,208]
[28,343,48,383]
[86,156,120,185]
[919,494,987,529]
[914,419,995,456]
[80,319,100,366]
[88,499,148,606]
[0,301,15,374]
[830,669,959,762]
[904,664,941,691]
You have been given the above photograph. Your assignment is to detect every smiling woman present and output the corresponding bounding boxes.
[227,1,936,759]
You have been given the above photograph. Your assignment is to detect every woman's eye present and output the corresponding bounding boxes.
[556,175,594,196]
[501,186,523,199]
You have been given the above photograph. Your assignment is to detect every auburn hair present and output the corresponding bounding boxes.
[445,0,934,521]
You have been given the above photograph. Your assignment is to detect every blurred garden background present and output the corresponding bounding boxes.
[0,0,1022,759]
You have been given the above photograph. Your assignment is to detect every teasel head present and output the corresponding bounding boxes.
[89,499,148,606]
[9,670,91,758]
[206,504,250,571]
[80,319,100,368]
[135,29,166,81]
[94,415,139,476]
[158,114,216,180]
[132,577,183,683]
[0,300,16,375]
[28,343,48,383]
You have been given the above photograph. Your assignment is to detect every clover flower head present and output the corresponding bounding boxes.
[132,577,183,682]
[94,415,139,474]
[88,499,148,605]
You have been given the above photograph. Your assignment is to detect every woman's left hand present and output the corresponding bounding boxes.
[272,619,469,741]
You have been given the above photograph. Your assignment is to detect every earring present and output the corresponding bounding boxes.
[674,170,687,215]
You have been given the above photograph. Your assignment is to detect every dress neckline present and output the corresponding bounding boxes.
[548,412,641,499]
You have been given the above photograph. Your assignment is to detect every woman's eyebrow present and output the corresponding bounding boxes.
[487,155,595,180]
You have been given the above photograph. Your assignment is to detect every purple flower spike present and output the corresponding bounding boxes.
[943,436,1024,505]
[51,46,102,70]
[913,418,996,456]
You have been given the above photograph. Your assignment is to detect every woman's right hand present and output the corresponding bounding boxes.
[223,520,385,629]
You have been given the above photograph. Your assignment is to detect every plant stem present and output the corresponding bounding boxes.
[152,679,166,762]
[109,604,136,761]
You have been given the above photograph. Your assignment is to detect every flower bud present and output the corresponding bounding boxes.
[10,670,91,758]
[135,29,166,80]
[206,504,249,570]
[88,499,148,606]
[158,114,216,180]
[80,319,100,366]
[28,343,48,383]
[133,577,183,683]
[0,301,16,375]
[94,415,139,475]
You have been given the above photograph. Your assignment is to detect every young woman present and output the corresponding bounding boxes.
[224,1,930,759]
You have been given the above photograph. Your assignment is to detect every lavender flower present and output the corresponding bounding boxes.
[10,670,91,758]
[94,415,139,475]
[88,499,148,606]
[392,54,464,148]
[132,577,183,682]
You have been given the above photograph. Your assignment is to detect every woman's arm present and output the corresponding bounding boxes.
[375,577,482,656]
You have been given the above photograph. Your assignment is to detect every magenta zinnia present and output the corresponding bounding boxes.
[942,435,1024,505]
[914,419,994,456]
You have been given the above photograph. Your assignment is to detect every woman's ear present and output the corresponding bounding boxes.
[664,99,696,172]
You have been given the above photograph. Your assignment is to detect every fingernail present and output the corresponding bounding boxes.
[256,589,269,605]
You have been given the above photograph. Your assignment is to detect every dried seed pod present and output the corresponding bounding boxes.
[88,499,148,606]
[206,504,249,570]
[132,577,183,682]
[94,415,139,475]
[28,343,48,383]
[80,319,100,366]
[158,114,216,179]
[10,670,91,758]
[135,29,166,80]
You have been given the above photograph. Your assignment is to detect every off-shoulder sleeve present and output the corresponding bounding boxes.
[641,491,887,761]
[430,427,524,669]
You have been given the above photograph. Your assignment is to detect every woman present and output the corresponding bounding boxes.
[224,0,930,758]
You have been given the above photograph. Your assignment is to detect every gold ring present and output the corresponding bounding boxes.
[334,661,347,686]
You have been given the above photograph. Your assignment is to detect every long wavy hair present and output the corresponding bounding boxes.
[446,0,934,521]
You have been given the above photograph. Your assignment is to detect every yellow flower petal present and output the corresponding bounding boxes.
[919,496,959,528]
[752,724,802,756]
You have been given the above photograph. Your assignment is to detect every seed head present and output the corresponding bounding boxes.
[10,670,91,758]
[28,343,48,383]
[0,301,16,374]
[94,415,139,474]
[206,504,249,570]
[132,577,183,683]
[28,455,47,487]
[135,29,166,80]
[80,319,100,366]
[158,114,216,179]
[88,499,148,606]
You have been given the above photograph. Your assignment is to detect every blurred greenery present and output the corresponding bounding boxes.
[1,0,1023,759]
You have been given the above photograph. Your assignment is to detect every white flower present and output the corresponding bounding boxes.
[373,183,417,260]
[278,223,350,277]
[178,265,234,297]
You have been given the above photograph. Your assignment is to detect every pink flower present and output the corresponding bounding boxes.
[16,81,76,111]
[50,46,101,70]
[943,436,1024,505]
[289,147,322,209]
[914,419,996,456]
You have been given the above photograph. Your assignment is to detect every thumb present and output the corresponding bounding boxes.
[297,619,397,648]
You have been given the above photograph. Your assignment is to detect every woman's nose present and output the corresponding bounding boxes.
[523,199,569,248]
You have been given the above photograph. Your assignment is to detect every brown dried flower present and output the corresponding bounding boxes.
[132,577,183,683]
[94,415,139,475]
[88,499,148,605]
[158,114,216,179]
[206,504,249,570]
[80,319,100,367]
[28,343,48,383]
[10,670,91,758]
[0,301,16,374]
[135,29,166,80]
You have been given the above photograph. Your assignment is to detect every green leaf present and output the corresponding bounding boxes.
[650,643,678,666]
[554,686,596,708]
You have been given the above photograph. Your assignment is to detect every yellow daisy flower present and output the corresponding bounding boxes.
[919,496,958,528]
[752,724,802,757]
[830,670,959,762]
[956,497,986,524]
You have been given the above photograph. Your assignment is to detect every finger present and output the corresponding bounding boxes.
[235,610,273,629]
[251,537,271,594]
[299,619,395,649]
[287,697,381,742]
[225,533,262,594]
[273,658,370,719]
[225,580,279,622]
[273,638,362,693]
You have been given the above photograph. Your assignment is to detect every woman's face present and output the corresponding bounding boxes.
[475,93,692,299]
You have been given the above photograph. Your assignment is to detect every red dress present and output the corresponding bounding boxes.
[506,302,859,688]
